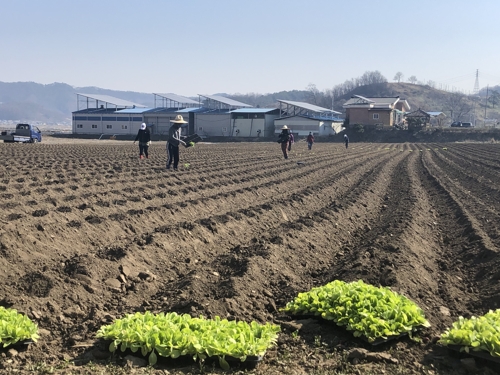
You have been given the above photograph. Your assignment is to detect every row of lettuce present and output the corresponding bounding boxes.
[1,279,499,367]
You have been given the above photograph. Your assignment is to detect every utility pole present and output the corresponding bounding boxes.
[484,85,489,127]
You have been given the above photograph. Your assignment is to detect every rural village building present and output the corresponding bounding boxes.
[189,94,278,138]
[426,111,447,126]
[72,94,342,138]
[404,109,447,129]
[343,95,410,127]
[72,94,150,135]
[404,108,431,130]
[274,100,343,136]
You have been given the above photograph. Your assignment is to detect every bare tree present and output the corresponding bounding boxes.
[393,72,404,83]
[359,70,387,85]
[488,90,500,108]
[306,83,320,105]
[444,93,472,121]
[408,76,418,84]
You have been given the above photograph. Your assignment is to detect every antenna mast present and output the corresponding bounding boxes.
[473,69,480,95]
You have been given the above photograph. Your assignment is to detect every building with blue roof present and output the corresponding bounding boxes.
[72,93,152,135]
[72,92,344,138]
[274,100,344,136]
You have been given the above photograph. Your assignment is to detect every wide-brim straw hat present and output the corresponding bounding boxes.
[140,123,146,130]
[281,125,289,130]
[170,115,188,124]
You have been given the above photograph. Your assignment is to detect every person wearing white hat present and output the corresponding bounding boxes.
[166,115,187,170]
[277,125,291,159]
[344,133,349,149]
[133,123,151,159]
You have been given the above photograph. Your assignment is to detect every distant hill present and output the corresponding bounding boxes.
[1,81,498,125]
[0,82,153,125]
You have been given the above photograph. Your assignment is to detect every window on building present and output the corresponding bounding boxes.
[92,124,98,129]
[373,113,379,120]
[106,125,112,129]
[76,124,83,129]
[121,125,128,129]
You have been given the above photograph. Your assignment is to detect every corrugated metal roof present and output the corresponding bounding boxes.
[343,96,400,106]
[278,114,344,121]
[143,107,182,114]
[154,93,199,105]
[230,108,278,113]
[77,93,148,108]
[73,108,118,114]
[278,100,341,114]
[115,108,153,114]
[199,94,252,108]
[142,107,205,114]
[176,107,203,113]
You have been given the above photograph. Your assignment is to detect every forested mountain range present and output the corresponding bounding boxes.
[0,79,498,125]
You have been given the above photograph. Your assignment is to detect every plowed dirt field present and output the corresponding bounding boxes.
[1,138,500,375]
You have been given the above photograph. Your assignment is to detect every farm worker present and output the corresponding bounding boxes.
[133,123,151,159]
[344,134,349,149]
[277,125,291,159]
[166,115,187,170]
[306,132,314,150]
[288,131,294,152]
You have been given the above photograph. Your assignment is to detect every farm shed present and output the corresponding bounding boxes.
[405,108,431,130]
[343,95,410,127]
[426,111,447,127]
[142,93,202,136]
[192,95,253,137]
[72,93,149,135]
[229,108,280,137]
[275,100,343,136]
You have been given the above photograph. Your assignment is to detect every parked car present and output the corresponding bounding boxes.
[461,122,473,127]
[451,121,462,127]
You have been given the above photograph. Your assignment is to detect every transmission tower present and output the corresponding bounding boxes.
[473,69,480,95]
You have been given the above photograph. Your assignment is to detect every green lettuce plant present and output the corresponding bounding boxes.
[282,280,429,343]
[439,309,500,357]
[96,311,280,368]
[0,306,40,347]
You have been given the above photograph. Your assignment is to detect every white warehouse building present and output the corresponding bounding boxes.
[72,93,150,135]
[72,93,344,138]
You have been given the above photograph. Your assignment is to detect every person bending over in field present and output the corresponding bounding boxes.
[133,123,151,159]
[277,125,291,159]
[166,115,187,171]
[344,134,349,149]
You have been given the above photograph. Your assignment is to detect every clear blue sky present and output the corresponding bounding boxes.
[2,0,500,97]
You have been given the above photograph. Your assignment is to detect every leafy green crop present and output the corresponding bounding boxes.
[282,280,429,343]
[96,311,280,367]
[0,306,40,347]
[439,309,500,357]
